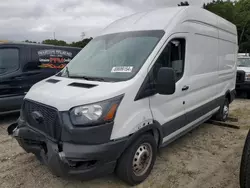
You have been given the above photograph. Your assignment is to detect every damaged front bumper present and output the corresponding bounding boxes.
[7,119,127,179]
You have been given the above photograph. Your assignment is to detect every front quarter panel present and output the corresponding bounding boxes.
[110,96,153,140]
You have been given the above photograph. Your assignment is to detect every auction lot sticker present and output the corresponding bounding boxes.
[111,66,133,73]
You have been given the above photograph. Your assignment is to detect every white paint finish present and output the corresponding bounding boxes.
[162,107,219,144]
[101,7,185,35]
[218,33,238,93]
[110,77,153,140]
[237,56,250,73]
[184,30,220,115]
[149,33,189,126]
[25,6,238,141]
[25,76,133,111]
[238,67,250,72]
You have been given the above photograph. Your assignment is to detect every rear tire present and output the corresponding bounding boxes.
[240,129,250,188]
[115,133,157,186]
[214,98,229,122]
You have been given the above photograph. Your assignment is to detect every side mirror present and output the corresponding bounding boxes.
[156,67,176,95]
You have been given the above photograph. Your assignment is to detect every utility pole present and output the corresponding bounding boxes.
[53,32,56,40]
[81,32,85,40]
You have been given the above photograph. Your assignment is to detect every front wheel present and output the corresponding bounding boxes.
[115,133,157,186]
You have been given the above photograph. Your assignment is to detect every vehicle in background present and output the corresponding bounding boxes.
[236,53,250,98]
[8,7,238,185]
[0,41,81,115]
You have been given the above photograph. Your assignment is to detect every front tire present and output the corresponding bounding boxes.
[115,133,157,186]
[240,129,250,188]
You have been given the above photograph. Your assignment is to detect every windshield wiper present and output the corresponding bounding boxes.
[65,66,70,77]
[81,76,105,82]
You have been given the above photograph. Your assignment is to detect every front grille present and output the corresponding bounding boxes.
[23,100,61,140]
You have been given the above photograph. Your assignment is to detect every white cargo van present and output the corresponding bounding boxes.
[8,7,238,185]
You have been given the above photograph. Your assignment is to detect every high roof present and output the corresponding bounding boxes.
[100,6,237,36]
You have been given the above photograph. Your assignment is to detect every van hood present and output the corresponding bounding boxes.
[25,76,131,111]
[237,67,250,73]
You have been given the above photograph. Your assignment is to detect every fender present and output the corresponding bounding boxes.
[123,121,163,150]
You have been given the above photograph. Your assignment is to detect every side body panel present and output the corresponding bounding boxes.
[111,8,237,141]
[148,33,189,137]
[217,16,238,97]
[183,19,221,124]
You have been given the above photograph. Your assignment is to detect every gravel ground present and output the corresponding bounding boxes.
[0,99,249,188]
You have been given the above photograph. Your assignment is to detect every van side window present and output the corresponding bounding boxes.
[0,48,19,74]
[153,38,185,82]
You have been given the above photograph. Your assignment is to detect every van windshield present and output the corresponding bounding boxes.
[238,58,250,67]
[0,48,19,74]
[58,30,165,82]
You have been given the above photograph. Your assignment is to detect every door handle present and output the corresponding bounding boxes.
[182,85,189,91]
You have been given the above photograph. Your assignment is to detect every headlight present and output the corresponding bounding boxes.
[245,72,250,81]
[70,95,123,126]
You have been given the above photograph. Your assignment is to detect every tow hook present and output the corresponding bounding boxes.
[7,122,18,136]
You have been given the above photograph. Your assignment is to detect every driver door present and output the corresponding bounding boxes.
[149,34,189,144]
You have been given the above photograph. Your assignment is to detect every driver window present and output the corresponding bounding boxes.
[153,38,186,82]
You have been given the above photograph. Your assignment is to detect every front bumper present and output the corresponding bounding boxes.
[8,120,127,179]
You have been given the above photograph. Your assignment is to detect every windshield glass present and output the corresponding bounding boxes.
[238,58,250,67]
[58,30,165,82]
[0,48,19,74]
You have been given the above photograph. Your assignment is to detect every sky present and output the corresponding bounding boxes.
[0,0,212,43]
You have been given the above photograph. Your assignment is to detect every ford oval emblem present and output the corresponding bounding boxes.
[31,111,44,124]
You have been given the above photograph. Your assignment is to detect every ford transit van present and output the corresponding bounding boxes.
[0,42,81,114]
[8,7,238,185]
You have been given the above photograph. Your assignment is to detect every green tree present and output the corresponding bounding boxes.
[69,38,93,48]
[204,0,250,52]
[24,40,37,43]
[178,1,189,6]
[42,39,68,46]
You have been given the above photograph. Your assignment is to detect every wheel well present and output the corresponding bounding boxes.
[147,129,161,147]
[225,91,231,103]
[122,123,163,153]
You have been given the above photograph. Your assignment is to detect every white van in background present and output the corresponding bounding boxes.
[8,6,238,185]
[236,53,250,98]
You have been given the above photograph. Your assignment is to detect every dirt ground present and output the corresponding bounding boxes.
[0,99,250,188]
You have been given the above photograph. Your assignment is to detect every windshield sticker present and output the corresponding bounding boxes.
[111,66,133,73]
